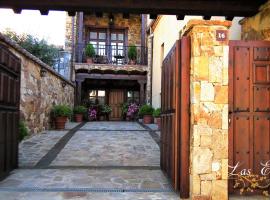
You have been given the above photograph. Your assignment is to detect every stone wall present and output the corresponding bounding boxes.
[240,1,270,40]
[65,14,77,52]
[182,20,231,200]
[83,13,142,46]
[0,34,75,135]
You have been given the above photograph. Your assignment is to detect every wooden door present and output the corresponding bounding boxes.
[0,44,21,180]
[160,37,190,198]
[229,41,270,194]
[109,90,124,120]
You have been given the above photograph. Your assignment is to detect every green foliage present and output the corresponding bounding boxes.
[121,103,129,115]
[139,104,154,116]
[52,105,72,117]
[19,121,28,141]
[153,108,161,118]
[73,105,87,114]
[85,43,96,58]
[3,30,61,66]
[101,104,112,113]
[128,45,137,60]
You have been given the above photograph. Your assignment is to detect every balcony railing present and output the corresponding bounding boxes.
[75,43,148,65]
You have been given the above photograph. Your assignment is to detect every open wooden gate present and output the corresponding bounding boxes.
[160,37,190,198]
[229,41,270,194]
[0,44,21,180]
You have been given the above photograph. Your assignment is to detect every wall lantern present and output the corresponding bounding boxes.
[40,68,47,77]
[109,13,114,26]
[61,81,67,88]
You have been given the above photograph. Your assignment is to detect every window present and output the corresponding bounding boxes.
[89,90,106,104]
[89,29,107,56]
[111,30,125,64]
[127,91,139,104]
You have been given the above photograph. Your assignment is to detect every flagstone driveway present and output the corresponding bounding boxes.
[0,121,179,200]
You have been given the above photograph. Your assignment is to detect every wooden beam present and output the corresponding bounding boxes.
[203,15,211,20]
[150,14,157,19]
[39,10,49,15]
[0,0,266,17]
[176,15,184,20]
[68,11,76,16]
[122,13,130,19]
[12,8,22,14]
[76,73,147,81]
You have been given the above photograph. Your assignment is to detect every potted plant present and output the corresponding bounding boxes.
[85,43,96,63]
[73,105,87,122]
[101,104,112,121]
[153,108,161,129]
[88,107,97,121]
[121,103,129,121]
[52,105,72,130]
[139,104,154,124]
[128,45,137,65]
[126,103,139,121]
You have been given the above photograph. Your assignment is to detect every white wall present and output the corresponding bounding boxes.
[151,15,243,108]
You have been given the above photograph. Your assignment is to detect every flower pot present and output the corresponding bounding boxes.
[143,115,153,124]
[55,116,67,130]
[86,57,93,64]
[74,114,83,122]
[155,117,161,130]
[129,59,136,65]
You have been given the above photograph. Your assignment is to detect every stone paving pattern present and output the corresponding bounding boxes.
[51,130,160,167]
[19,130,68,167]
[0,169,170,189]
[81,121,145,130]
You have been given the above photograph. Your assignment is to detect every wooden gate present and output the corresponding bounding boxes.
[160,37,190,198]
[0,44,21,180]
[229,41,270,194]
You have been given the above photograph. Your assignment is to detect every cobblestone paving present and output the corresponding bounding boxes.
[0,169,170,189]
[81,121,145,130]
[0,121,181,199]
[65,122,80,130]
[51,130,160,167]
[19,130,67,167]
[0,192,179,200]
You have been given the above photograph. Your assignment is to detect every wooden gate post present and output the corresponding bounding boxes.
[182,20,231,200]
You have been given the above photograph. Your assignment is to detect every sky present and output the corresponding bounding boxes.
[0,9,66,46]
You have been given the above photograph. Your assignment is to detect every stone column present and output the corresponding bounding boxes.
[182,20,231,200]
[138,80,146,104]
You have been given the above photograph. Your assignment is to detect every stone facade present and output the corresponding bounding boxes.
[0,34,75,135]
[83,13,142,46]
[65,14,77,52]
[240,1,270,41]
[182,20,231,200]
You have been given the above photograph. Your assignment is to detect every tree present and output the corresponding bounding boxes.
[3,30,62,67]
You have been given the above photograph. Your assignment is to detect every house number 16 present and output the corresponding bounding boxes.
[216,30,227,41]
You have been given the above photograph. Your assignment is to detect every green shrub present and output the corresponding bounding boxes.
[101,104,112,113]
[153,108,161,118]
[85,43,96,58]
[73,105,87,114]
[19,121,28,141]
[139,104,154,116]
[52,105,72,117]
[121,103,129,115]
[128,45,137,60]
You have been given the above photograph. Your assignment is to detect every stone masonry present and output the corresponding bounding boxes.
[182,20,231,200]
[0,34,75,135]
[240,1,270,41]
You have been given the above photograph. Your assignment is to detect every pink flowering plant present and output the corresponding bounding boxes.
[88,108,97,120]
[127,103,139,119]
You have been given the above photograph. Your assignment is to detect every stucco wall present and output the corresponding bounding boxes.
[240,1,270,41]
[0,34,75,135]
[150,15,242,108]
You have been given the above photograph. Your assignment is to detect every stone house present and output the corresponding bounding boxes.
[65,13,149,120]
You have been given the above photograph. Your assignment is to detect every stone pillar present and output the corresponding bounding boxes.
[182,20,231,200]
[138,80,146,104]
